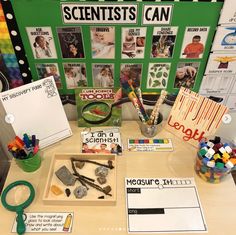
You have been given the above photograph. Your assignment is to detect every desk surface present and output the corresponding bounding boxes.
[1,121,236,235]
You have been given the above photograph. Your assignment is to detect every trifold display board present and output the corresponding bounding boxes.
[9,0,223,97]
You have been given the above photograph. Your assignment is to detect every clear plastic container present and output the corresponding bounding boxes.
[195,137,236,183]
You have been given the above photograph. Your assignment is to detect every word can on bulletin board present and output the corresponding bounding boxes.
[6,0,224,101]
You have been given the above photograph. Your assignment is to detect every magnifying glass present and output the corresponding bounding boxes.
[1,180,35,235]
[81,98,127,124]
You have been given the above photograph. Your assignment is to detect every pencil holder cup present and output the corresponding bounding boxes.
[15,152,41,172]
[195,137,236,183]
[140,112,163,138]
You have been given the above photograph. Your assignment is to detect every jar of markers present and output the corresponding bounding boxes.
[195,136,236,183]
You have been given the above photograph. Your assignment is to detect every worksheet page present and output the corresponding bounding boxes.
[125,177,207,233]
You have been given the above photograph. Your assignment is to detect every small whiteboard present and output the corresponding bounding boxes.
[0,77,72,148]
[125,177,207,233]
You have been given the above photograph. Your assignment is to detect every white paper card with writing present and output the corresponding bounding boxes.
[199,75,235,95]
[205,53,236,75]
[212,25,236,51]
[180,27,209,59]
[125,178,207,233]
[12,212,73,233]
[0,76,72,148]
[219,0,236,25]
[121,27,147,59]
[225,95,236,112]
[165,87,228,147]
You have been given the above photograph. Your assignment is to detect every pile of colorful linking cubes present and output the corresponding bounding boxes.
[195,136,236,183]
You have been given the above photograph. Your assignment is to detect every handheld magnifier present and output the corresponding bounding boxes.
[81,98,128,124]
[1,180,35,235]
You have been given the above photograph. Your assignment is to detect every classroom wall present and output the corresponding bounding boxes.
[2,0,223,96]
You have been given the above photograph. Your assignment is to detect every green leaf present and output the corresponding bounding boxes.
[154,68,157,72]
[165,64,170,70]
[163,72,168,78]
[150,72,155,78]
[153,80,161,86]
[153,82,160,87]
[149,78,152,87]
[162,79,166,87]
[156,72,162,78]
[158,67,162,71]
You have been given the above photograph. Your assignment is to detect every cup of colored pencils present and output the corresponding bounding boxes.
[140,90,167,138]
[8,134,41,172]
[140,109,163,138]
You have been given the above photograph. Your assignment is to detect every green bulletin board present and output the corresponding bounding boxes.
[10,0,223,97]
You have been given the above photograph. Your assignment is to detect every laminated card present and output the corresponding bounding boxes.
[165,87,228,147]
[0,76,72,149]
[125,177,207,233]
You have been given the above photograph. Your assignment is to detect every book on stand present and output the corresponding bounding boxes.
[75,87,122,127]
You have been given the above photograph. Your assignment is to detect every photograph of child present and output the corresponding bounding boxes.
[181,27,209,59]
[82,143,95,153]
[63,63,87,89]
[183,35,204,58]
[122,27,147,59]
[110,143,122,155]
[120,64,142,89]
[174,62,200,89]
[151,27,178,58]
[90,26,115,59]
[57,27,84,58]
[35,63,61,89]
[26,27,57,59]
[92,64,114,88]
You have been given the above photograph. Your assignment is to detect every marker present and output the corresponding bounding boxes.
[23,133,31,149]
[18,149,27,158]
[35,139,39,147]
[8,142,16,150]
[33,145,39,154]
[32,135,36,147]
[15,136,25,148]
